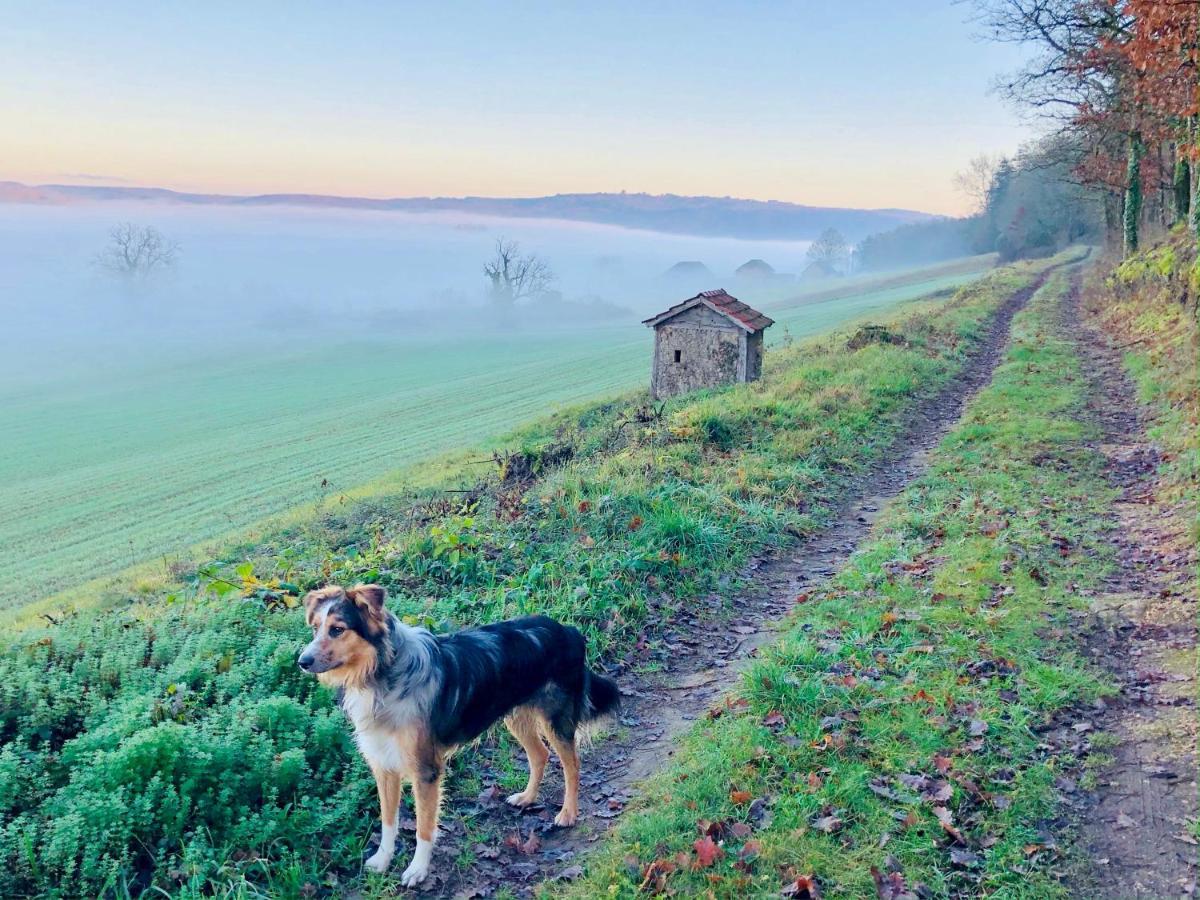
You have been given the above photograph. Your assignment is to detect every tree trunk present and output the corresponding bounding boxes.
[1192,117,1200,239]
[1123,132,1145,256]
[1174,156,1191,227]
[1105,191,1124,252]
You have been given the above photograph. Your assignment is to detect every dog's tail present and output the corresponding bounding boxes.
[582,667,621,723]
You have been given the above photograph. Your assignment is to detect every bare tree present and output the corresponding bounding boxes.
[954,153,1001,213]
[94,223,179,279]
[969,0,1131,122]
[806,228,849,271]
[482,238,554,307]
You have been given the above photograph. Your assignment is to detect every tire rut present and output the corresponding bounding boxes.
[1064,268,1198,899]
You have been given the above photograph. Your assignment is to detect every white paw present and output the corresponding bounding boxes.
[554,808,578,827]
[507,791,537,807]
[364,848,394,873]
[400,857,430,887]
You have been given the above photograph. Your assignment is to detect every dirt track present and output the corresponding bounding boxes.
[373,267,1068,899]
[1067,274,1198,899]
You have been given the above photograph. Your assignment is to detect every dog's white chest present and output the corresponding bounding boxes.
[343,688,408,773]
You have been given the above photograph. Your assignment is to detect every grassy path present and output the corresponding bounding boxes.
[559,265,1117,898]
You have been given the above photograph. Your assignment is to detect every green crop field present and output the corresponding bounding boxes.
[0,260,990,614]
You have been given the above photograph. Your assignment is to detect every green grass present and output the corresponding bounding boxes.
[0,259,992,614]
[559,269,1114,899]
[1093,233,1198,532]
[0,255,1065,898]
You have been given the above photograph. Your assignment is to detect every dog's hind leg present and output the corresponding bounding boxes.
[402,758,444,887]
[504,709,550,808]
[364,763,402,873]
[546,731,581,827]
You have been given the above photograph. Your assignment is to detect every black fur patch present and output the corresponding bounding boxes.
[420,615,618,747]
[331,596,393,659]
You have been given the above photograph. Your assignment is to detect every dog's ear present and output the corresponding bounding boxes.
[346,583,387,632]
[303,585,340,625]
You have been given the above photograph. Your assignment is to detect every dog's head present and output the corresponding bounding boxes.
[298,583,389,687]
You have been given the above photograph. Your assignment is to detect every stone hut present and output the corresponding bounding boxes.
[642,289,774,399]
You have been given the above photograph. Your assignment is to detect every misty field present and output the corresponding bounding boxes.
[0,263,986,615]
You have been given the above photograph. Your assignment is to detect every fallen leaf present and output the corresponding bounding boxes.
[812,814,843,834]
[477,785,504,803]
[693,835,723,869]
[781,873,822,898]
[747,797,773,828]
[639,857,676,893]
[1116,812,1138,829]
[949,848,981,867]
[730,789,753,805]
[737,839,762,863]
[473,842,501,860]
[556,865,584,881]
[933,806,964,842]
[871,865,922,900]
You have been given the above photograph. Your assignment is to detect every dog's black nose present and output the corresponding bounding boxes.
[297,653,315,672]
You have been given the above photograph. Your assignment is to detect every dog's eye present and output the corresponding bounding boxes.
[328,626,345,638]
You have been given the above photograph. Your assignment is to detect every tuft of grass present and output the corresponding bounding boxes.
[561,270,1114,899]
[0,254,1077,897]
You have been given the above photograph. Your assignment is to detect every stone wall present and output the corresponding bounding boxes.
[651,304,744,398]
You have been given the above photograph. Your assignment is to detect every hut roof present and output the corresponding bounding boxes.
[662,260,714,278]
[642,289,774,334]
[735,258,775,276]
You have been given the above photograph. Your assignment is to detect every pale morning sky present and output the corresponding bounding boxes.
[3,1,1037,215]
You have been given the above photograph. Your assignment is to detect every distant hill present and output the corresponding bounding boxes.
[0,181,937,242]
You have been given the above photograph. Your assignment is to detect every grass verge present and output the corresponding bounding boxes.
[1088,231,1198,533]
[0,253,1077,898]
[561,269,1113,898]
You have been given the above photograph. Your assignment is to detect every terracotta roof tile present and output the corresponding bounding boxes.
[642,288,774,333]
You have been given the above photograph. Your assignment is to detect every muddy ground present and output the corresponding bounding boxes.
[374,270,1060,899]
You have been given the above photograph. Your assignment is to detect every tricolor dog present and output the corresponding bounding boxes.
[297,584,620,886]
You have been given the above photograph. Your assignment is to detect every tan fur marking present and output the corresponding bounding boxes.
[546,731,581,827]
[303,585,342,625]
[387,722,446,843]
[315,628,379,690]
[504,708,550,806]
[345,583,388,634]
[411,774,442,843]
[370,761,403,827]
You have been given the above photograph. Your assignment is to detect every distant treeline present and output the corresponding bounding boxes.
[857,136,1106,271]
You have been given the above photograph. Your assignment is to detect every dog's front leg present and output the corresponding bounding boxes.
[402,762,443,886]
[365,764,402,873]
